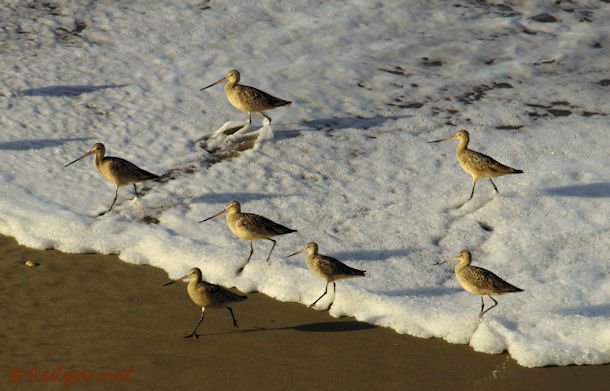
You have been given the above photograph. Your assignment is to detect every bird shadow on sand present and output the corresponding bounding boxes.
[0,137,92,151]
[302,114,412,131]
[444,195,495,216]
[17,84,128,97]
[556,304,610,318]
[288,321,376,332]
[192,192,303,205]
[380,286,463,298]
[541,182,610,198]
[331,248,411,262]
[199,320,376,337]
[274,114,413,141]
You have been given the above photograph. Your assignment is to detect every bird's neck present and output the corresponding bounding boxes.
[456,137,469,154]
[226,209,239,225]
[224,81,237,92]
[188,277,202,289]
[454,259,470,272]
[94,151,105,169]
[305,255,316,269]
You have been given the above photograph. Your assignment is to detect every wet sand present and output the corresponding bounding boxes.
[0,234,606,390]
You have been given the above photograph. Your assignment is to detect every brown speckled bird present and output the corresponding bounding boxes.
[163,267,247,339]
[199,200,297,273]
[436,250,523,317]
[64,143,159,216]
[288,242,366,310]
[429,129,523,200]
[201,69,291,124]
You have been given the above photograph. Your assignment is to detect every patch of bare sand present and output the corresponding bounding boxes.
[0,235,606,390]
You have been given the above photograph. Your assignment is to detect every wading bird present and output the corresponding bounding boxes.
[201,69,291,125]
[429,129,523,200]
[199,200,297,273]
[435,249,523,317]
[288,242,366,310]
[64,143,159,216]
[163,267,247,339]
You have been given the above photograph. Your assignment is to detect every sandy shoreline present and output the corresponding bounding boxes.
[0,234,606,390]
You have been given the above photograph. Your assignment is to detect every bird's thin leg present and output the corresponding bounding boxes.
[265,238,277,264]
[489,179,499,193]
[262,112,272,123]
[468,180,477,200]
[481,296,498,316]
[308,283,329,309]
[237,242,255,274]
[99,187,119,216]
[133,183,139,197]
[226,307,239,328]
[479,296,485,318]
[185,308,205,339]
[327,282,337,310]
[246,241,254,263]
[248,112,252,124]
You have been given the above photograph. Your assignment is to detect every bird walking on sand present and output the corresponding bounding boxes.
[199,200,297,273]
[435,250,523,317]
[162,267,247,339]
[64,143,159,216]
[201,69,291,125]
[288,242,366,310]
[429,129,523,200]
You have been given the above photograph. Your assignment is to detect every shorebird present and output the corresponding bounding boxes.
[201,69,291,125]
[199,200,297,273]
[162,267,247,339]
[288,242,366,310]
[429,129,523,200]
[64,143,159,216]
[435,250,523,317]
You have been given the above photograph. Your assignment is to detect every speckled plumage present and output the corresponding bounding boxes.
[202,69,291,124]
[430,129,523,200]
[456,263,521,296]
[225,201,296,240]
[200,200,296,272]
[96,154,158,186]
[164,267,247,339]
[289,242,366,310]
[64,143,159,215]
[439,250,523,317]
[186,268,247,309]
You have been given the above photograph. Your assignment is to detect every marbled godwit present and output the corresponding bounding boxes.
[163,267,247,339]
[429,129,523,200]
[288,242,366,310]
[199,200,297,273]
[201,69,291,124]
[435,250,523,317]
[64,143,159,216]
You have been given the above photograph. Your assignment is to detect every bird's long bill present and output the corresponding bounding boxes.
[434,255,460,265]
[200,77,225,91]
[64,149,94,168]
[198,208,227,223]
[162,274,187,286]
[428,135,456,144]
[287,248,305,258]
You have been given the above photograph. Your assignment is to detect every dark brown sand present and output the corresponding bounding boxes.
[0,235,607,390]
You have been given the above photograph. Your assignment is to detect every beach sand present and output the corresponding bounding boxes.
[0,234,606,390]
